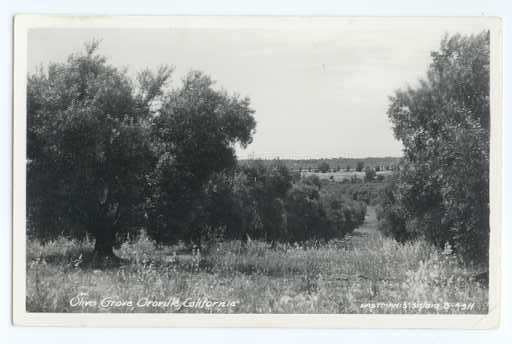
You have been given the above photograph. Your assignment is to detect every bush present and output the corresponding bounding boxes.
[376,174,411,242]
[321,190,366,237]
[317,162,330,173]
[285,179,331,241]
[364,167,376,182]
[285,175,367,242]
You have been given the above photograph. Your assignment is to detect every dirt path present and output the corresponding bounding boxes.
[355,206,379,234]
[341,206,380,250]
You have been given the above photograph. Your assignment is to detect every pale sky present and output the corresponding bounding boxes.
[28,20,490,159]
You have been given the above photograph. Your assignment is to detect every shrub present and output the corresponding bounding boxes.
[364,167,376,182]
[376,174,411,242]
[321,191,366,237]
[317,162,330,173]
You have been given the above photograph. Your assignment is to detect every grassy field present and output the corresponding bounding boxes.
[302,170,392,182]
[26,207,488,314]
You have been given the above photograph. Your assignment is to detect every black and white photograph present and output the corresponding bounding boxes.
[12,16,502,327]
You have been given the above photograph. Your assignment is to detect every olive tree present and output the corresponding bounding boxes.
[146,71,256,244]
[379,31,490,263]
[27,41,170,258]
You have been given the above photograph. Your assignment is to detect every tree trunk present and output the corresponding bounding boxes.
[93,223,116,258]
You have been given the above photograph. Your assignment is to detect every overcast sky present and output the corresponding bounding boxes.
[28,20,489,159]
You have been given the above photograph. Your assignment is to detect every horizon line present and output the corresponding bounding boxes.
[237,155,403,160]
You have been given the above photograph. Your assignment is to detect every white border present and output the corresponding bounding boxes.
[12,15,503,328]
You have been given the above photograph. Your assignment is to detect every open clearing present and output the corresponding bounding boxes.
[302,170,392,182]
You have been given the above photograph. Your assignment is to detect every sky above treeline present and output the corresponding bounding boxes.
[28,19,490,159]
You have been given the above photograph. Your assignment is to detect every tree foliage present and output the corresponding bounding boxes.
[378,31,490,263]
[146,71,256,244]
[204,163,366,244]
[364,167,376,182]
[27,43,255,256]
[27,41,166,256]
[317,162,330,173]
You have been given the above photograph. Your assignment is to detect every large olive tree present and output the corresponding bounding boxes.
[379,31,490,263]
[27,41,170,258]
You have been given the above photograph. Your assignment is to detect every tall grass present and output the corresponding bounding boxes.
[26,210,488,314]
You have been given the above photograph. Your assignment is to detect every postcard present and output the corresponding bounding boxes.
[12,15,502,328]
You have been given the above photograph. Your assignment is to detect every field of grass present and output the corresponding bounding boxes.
[26,208,488,314]
[302,170,392,182]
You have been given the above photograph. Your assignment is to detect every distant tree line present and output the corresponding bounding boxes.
[239,157,401,173]
[377,31,490,265]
